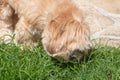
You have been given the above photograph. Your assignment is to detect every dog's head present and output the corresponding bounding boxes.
[42,2,93,61]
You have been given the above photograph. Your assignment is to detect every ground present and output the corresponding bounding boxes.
[0,42,120,80]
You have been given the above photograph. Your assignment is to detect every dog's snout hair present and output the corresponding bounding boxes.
[69,49,85,61]
[70,49,83,60]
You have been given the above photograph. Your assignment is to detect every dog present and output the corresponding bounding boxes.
[3,0,93,61]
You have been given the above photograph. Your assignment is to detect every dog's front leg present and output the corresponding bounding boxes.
[14,17,33,46]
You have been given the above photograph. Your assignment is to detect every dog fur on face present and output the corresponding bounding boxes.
[5,0,92,61]
[42,2,92,60]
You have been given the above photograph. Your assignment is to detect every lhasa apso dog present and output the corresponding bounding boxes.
[2,0,93,61]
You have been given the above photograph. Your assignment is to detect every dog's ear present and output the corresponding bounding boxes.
[42,19,64,54]
[71,9,93,50]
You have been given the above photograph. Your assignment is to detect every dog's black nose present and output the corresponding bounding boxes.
[69,49,84,60]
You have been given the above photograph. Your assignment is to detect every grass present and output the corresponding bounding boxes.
[0,42,120,80]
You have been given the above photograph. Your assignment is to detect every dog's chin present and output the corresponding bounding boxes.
[48,50,86,62]
[44,41,92,62]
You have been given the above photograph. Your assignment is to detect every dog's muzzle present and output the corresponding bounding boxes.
[69,49,85,61]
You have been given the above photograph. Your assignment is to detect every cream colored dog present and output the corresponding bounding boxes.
[2,0,120,61]
[2,0,92,61]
